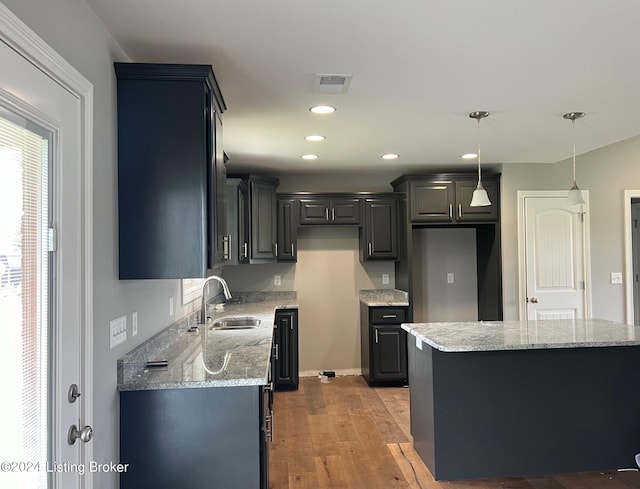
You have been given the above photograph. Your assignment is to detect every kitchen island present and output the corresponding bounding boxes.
[402,319,640,480]
[117,292,297,489]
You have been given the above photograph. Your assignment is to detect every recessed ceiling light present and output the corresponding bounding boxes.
[461,153,478,160]
[381,153,399,160]
[301,154,319,160]
[305,135,326,141]
[310,105,336,114]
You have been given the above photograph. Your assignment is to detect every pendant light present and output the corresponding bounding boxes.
[564,112,585,205]
[469,111,491,207]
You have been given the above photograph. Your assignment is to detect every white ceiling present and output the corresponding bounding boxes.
[86,0,640,175]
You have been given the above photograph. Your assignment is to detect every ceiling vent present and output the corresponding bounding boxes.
[314,74,352,94]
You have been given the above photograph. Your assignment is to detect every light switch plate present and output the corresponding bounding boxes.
[382,273,389,285]
[110,315,127,349]
[447,272,454,284]
[274,275,281,286]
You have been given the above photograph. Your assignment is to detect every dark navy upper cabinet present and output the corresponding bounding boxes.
[361,197,399,261]
[276,198,297,262]
[115,63,226,279]
[298,198,361,225]
[401,174,500,224]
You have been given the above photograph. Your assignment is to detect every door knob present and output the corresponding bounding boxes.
[68,424,93,445]
[529,297,539,303]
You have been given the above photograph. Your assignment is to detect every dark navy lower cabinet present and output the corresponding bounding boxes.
[272,309,299,390]
[360,305,408,386]
[120,385,269,489]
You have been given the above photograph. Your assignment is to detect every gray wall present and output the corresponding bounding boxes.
[275,172,395,193]
[1,2,197,488]
[412,228,478,323]
[500,135,640,322]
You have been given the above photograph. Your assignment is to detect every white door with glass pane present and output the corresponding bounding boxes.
[522,194,590,320]
[0,38,87,489]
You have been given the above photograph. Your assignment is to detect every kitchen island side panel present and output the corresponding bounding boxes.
[408,339,436,472]
[408,340,640,480]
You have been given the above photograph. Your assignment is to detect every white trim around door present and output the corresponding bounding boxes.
[517,190,592,321]
[0,5,94,489]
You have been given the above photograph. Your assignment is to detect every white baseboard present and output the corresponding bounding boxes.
[300,368,362,377]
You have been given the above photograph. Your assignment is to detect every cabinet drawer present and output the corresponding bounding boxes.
[371,308,406,324]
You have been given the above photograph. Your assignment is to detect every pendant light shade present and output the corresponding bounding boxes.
[469,111,491,207]
[564,112,585,205]
[470,181,492,207]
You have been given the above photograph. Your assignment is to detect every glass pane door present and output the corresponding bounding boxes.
[0,109,51,488]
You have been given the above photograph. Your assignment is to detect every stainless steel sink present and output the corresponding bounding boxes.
[210,317,261,330]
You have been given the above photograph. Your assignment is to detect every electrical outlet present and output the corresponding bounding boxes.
[110,315,127,349]
[447,273,455,284]
[132,312,138,337]
[274,275,281,286]
[610,272,623,284]
[169,297,174,316]
[382,273,389,285]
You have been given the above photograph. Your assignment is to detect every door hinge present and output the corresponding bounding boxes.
[581,280,586,290]
[48,227,57,252]
[580,211,585,222]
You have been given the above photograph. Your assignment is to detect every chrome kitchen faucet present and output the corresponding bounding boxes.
[200,275,232,324]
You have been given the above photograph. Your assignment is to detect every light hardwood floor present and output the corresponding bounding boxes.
[268,375,640,489]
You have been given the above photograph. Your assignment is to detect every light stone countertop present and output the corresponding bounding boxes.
[117,292,297,391]
[402,318,640,352]
[359,289,409,307]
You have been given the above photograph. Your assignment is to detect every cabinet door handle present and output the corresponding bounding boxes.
[458,203,462,218]
[449,204,453,219]
[325,208,329,221]
[274,344,279,360]
[375,329,379,344]
[331,208,335,221]
[222,235,230,260]
[274,242,278,257]
[242,242,248,258]
[382,314,397,318]
[291,243,294,256]
[368,242,372,256]
[265,410,274,442]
